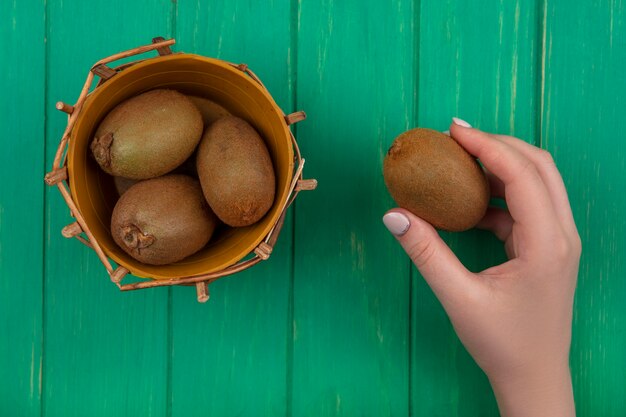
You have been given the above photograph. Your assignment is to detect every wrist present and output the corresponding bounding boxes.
[489,364,575,417]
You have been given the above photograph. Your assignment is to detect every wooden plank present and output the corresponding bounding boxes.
[292,1,414,415]
[169,2,294,416]
[43,2,172,416]
[413,0,539,414]
[0,1,45,416]
[541,0,626,414]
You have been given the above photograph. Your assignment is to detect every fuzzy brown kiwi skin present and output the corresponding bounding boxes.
[91,89,203,180]
[187,96,232,127]
[383,128,490,232]
[196,116,276,227]
[110,175,218,265]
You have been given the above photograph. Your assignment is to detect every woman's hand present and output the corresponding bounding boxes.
[383,118,581,417]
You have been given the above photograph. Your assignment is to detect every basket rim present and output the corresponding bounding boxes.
[67,52,295,280]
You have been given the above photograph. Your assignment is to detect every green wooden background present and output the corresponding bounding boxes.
[1,0,625,415]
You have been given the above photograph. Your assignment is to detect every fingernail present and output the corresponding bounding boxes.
[383,212,410,236]
[452,117,472,128]
[442,130,450,136]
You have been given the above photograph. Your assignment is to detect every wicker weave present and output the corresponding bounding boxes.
[45,37,316,303]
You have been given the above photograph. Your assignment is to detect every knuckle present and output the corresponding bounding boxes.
[406,238,437,270]
[552,235,581,262]
[553,238,570,261]
[537,149,555,166]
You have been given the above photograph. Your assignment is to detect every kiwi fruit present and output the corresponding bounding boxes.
[91,89,203,180]
[188,96,232,126]
[383,128,489,231]
[110,175,218,265]
[196,116,275,227]
[112,176,138,196]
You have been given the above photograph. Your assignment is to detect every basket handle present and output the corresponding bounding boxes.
[91,37,174,73]
[90,37,175,82]
[50,37,176,171]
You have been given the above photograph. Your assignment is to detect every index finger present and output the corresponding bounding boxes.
[492,134,578,238]
[449,123,561,246]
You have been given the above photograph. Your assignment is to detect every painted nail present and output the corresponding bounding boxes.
[383,212,410,236]
[442,130,450,136]
[452,117,472,128]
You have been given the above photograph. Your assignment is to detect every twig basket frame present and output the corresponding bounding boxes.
[45,37,316,303]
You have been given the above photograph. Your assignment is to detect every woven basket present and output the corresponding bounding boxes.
[45,37,316,303]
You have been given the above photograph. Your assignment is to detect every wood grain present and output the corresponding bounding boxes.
[542,0,626,414]
[2,0,626,415]
[170,1,294,416]
[0,1,45,416]
[42,1,172,416]
[292,0,414,415]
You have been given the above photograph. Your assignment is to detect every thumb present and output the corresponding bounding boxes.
[383,209,472,299]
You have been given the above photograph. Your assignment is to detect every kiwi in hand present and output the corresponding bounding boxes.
[383,128,489,232]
